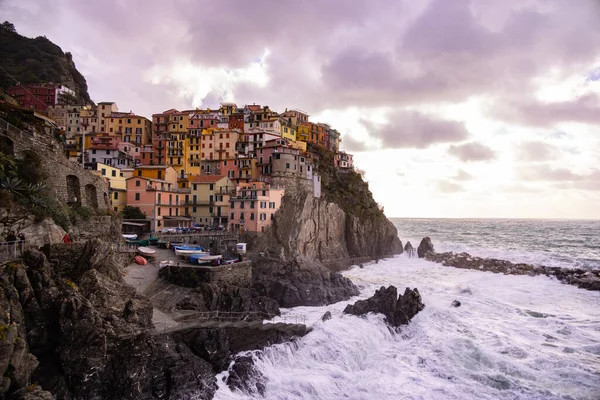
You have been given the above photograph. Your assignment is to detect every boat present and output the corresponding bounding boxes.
[175,249,210,257]
[222,258,238,265]
[190,254,222,265]
[134,256,147,265]
[148,237,159,245]
[159,260,176,268]
[126,239,149,247]
[122,234,138,240]
[172,245,204,251]
[137,246,157,257]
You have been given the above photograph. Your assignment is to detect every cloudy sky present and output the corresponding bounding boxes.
[3,0,600,219]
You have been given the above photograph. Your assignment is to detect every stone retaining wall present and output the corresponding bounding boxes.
[1,119,109,210]
[159,261,252,288]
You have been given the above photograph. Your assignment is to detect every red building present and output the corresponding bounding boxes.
[6,83,75,112]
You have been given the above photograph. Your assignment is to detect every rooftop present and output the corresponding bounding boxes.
[190,175,227,184]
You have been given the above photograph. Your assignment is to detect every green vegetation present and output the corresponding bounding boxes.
[0,21,91,103]
[64,279,77,290]
[122,206,147,220]
[0,322,10,341]
[310,144,384,219]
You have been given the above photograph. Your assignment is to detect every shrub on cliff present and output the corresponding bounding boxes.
[310,144,383,219]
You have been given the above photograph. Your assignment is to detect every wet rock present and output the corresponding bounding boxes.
[417,237,435,258]
[226,355,266,396]
[321,311,332,322]
[451,300,461,307]
[343,285,425,327]
[421,239,600,292]
[253,259,359,308]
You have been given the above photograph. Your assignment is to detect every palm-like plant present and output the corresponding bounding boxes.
[0,176,25,196]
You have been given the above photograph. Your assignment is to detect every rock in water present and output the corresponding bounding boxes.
[404,241,414,252]
[321,311,332,321]
[343,285,425,327]
[417,237,435,258]
[226,355,266,396]
[451,300,461,307]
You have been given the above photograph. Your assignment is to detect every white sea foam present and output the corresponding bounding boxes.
[212,256,600,400]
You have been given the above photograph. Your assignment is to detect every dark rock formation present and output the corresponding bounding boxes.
[1,239,308,399]
[321,311,332,322]
[417,237,435,258]
[252,258,359,307]
[451,300,461,307]
[226,355,266,396]
[0,26,91,102]
[343,286,425,327]
[404,241,414,252]
[422,240,600,292]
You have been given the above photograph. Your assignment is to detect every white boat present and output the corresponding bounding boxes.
[159,260,176,268]
[122,234,138,240]
[192,254,223,265]
[137,246,157,257]
[175,249,210,257]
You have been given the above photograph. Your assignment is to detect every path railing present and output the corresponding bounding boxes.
[0,241,32,263]
[175,310,279,323]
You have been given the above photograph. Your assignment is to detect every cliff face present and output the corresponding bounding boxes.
[265,190,402,265]
[0,26,91,103]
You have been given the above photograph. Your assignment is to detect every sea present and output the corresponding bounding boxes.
[210,219,600,400]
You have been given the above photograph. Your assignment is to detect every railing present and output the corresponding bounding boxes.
[110,243,139,252]
[0,241,31,262]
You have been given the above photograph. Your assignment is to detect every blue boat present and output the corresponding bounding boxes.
[172,245,204,251]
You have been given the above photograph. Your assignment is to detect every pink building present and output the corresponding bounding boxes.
[126,176,192,232]
[229,182,284,233]
[334,152,354,169]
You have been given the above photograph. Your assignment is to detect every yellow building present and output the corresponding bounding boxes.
[280,118,297,142]
[189,175,235,226]
[296,123,310,143]
[91,162,127,212]
[105,113,152,145]
[134,165,178,181]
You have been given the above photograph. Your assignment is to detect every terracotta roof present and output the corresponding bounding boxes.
[190,175,227,184]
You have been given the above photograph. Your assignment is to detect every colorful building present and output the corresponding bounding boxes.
[7,83,75,112]
[229,182,285,233]
[189,175,235,226]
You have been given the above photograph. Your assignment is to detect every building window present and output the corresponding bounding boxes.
[240,201,245,209]
[112,170,116,177]
[209,184,214,190]
[137,170,142,176]
[136,180,141,187]
[286,163,290,169]
[101,168,106,175]
[158,207,161,216]
[250,213,255,221]
[135,193,140,201]
[240,212,244,220]
[271,213,274,220]
[114,192,119,199]
[231,212,234,220]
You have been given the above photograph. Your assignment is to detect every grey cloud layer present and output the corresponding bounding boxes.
[448,142,495,162]
[5,0,600,122]
[361,112,469,149]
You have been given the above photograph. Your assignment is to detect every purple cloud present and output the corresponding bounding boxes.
[448,142,495,162]
[361,112,469,149]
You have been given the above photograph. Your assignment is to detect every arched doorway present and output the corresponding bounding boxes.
[0,136,14,155]
[85,184,98,210]
[66,175,81,206]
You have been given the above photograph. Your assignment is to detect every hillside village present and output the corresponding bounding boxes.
[4,82,355,234]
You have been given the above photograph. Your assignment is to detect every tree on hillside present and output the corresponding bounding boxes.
[1,21,16,33]
[122,206,147,220]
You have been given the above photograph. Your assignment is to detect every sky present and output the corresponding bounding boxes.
[2,0,600,219]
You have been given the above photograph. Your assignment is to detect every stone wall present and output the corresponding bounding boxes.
[71,215,122,241]
[159,261,252,288]
[0,119,110,211]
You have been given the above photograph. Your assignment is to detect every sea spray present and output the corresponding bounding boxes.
[212,255,600,400]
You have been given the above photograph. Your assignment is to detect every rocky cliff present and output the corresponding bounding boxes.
[0,240,304,399]
[263,189,402,265]
[0,24,91,103]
